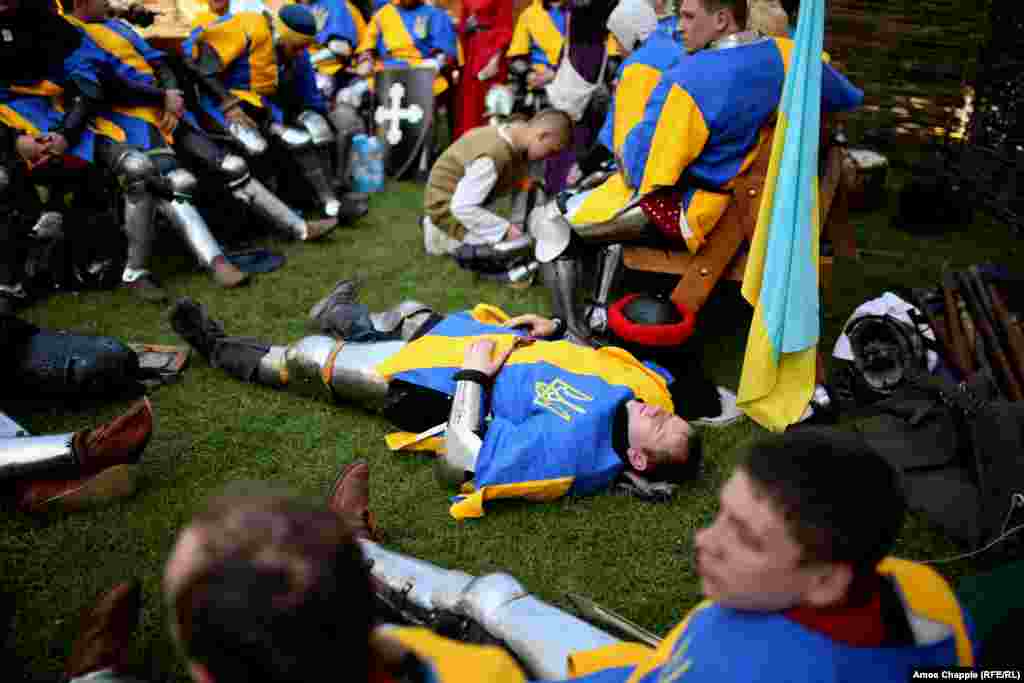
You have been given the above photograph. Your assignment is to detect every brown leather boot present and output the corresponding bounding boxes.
[15,464,140,514]
[74,398,154,478]
[327,460,379,540]
[65,580,142,681]
[211,256,250,288]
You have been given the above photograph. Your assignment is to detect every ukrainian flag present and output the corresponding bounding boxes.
[736,0,825,431]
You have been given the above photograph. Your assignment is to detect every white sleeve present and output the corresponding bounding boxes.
[450,157,512,244]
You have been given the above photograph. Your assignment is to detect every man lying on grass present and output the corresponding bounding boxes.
[170,279,706,519]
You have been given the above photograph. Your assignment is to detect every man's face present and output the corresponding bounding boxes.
[694,469,820,611]
[625,400,691,465]
[678,0,723,52]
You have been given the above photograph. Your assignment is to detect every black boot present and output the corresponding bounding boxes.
[168,298,225,361]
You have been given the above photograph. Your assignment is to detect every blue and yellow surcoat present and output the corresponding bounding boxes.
[507,0,565,71]
[572,36,862,254]
[597,31,683,158]
[305,0,366,76]
[357,2,458,96]
[563,559,976,683]
[375,305,675,520]
[189,11,326,127]
[383,627,526,683]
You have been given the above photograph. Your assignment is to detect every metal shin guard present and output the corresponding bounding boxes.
[327,104,365,188]
[159,198,224,268]
[586,244,623,335]
[540,258,589,340]
[121,181,157,271]
[254,336,399,409]
[359,540,619,680]
[292,146,342,217]
[10,330,140,397]
[0,432,77,483]
[368,302,435,341]
[231,176,309,239]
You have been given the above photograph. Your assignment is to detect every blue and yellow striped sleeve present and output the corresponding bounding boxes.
[622,78,710,194]
[197,15,250,69]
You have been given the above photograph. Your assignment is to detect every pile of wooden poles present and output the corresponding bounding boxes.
[912,267,1024,401]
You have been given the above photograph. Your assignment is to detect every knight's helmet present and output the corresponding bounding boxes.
[607,293,696,349]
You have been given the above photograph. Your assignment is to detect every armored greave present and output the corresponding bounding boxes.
[359,539,619,680]
[293,146,341,217]
[327,104,365,189]
[540,257,589,339]
[0,432,77,483]
[157,199,224,269]
[586,244,623,334]
[250,336,402,410]
[121,182,157,271]
[230,176,309,239]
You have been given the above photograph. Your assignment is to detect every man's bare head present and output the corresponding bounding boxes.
[678,0,746,52]
[523,108,573,161]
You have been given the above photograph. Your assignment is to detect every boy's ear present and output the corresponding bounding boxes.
[627,448,650,472]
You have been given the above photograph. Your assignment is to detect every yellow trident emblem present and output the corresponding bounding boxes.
[533,378,593,422]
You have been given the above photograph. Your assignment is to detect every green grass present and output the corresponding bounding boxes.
[1,179,1022,681]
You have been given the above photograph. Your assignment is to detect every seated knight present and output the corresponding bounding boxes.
[182,5,362,222]
[505,0,566,106]
[169,280,710,521]
[530,0,863,340]
[1,0,252,301]
[353,0,458,98]
[67,0,333,291]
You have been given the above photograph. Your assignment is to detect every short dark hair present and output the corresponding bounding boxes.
[700,0,748,30]
[741,428,905,576]
[780,0,800,22]
[530,108,574,146]
[646,428,704,485]
[173,490,372,683]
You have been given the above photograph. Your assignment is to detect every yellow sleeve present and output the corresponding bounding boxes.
[612,62,664,155]
[199,15,250,68]
[357,12,380,54]
[507,7,532,58]
[567,642,654,677]
[638,85,710,195]
[348,1,368,45]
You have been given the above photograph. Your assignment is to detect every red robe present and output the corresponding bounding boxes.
[454,0,514,138]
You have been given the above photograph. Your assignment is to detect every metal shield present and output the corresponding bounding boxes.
[373,66,435,178]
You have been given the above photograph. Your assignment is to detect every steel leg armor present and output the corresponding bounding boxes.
[326,103,366,189]
[253,335,402,409]
[110,150,158,272]
[268,122,341,218]
[220,154,311,240]
[156,168,225,269]
[360,540,619,680]
[531,195,648,340]
[0,432,76,483]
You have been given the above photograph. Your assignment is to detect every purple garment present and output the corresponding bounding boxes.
[544,21,610,192]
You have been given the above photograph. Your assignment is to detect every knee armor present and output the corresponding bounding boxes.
[268,122,313,150]
[164,168,198,200]
[282,335,342,400]
[113,150,157,192]
[327,103,365,140]
[219,154,251,188]
[296,110,335,146]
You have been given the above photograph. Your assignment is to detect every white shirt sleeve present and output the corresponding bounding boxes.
[450,156,512,245]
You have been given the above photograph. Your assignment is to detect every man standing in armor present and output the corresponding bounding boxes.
[0,122,45,314]
[530,0,862,341]
[169,279,702,520]
[182,4,365,226]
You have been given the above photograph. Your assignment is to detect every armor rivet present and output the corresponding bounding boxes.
[747,189,758,197]
[699,267,710,276]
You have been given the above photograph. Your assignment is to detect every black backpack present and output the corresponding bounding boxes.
[854,370,1024,549]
